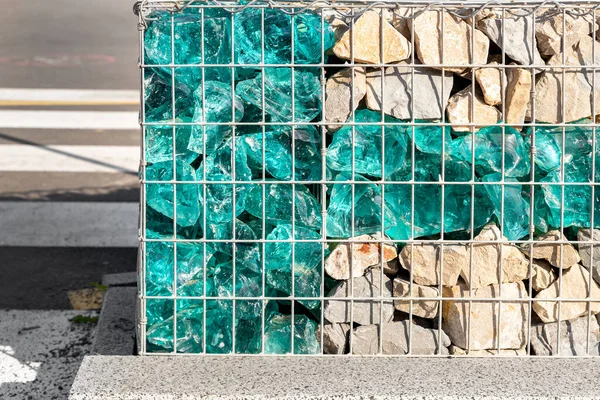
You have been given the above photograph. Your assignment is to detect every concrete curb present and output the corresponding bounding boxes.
[102,272,137,287]
[70,355,600,399]
[91,286,136,356]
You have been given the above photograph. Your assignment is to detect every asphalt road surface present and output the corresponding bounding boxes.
[0,0,140,309]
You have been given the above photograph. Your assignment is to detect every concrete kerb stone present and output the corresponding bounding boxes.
[91,286,136,356]
[102,271,137,287]
[70,355,600,399]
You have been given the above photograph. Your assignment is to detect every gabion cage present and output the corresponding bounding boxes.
[136,0,600,356]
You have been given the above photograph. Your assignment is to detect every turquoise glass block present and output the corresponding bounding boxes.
[327,109,409,178]
[203,182,247,223]
[146,298,174,352]
[145,125,199,165]
[146,241,174,297]
[326,173,396,238]
[235,300,263,354]
[482,173,531,240]
[234,8,333,65]
[236,68,322,123]
[176,242,205,296]
[264,307,320,354]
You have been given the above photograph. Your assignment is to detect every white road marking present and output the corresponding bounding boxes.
[0,110,139,130]
[0,202,139,247]
[0,144,139,173]
[0,88,138,105]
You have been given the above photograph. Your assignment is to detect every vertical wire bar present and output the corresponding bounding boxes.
[170,11,178,355]
[260,6,267,355]
[139,8,148,356]
[201,5,208,355]
[348,7,356,355]
[408,5,416,355]
[230,10,237,355]
[437,6,446,354]
[319,6,327,356]
[290,7,297,354]
[467,6,476,354]
[378,7,385,355]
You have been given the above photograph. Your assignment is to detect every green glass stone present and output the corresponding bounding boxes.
[326,173,396,238]
[188,81,245,155]
[234,8,333,65]
[146,160,201,227]
[202,137,253,182]
[482,173,530,240]
[234,300,263,354]
[145,125,199,165]
[145,205,204,240]
[243,125,322,181]
[203,178,247,223]
[236,68,321,123]
[145,298,174,352]
[405,123,451,155]
[176,242,207,296]
[449,125,530,178]
[244,183,322,230]
[327,110,409,178]
[265,224,322,309]
[146,241,174,297]
[264,308,320,354]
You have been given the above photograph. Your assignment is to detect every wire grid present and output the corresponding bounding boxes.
[137,0,600,357]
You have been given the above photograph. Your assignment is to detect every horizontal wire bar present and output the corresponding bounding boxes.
[143,295,600,302]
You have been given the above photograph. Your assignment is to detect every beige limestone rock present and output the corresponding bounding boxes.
[324,268,394,326]
[446,85,501,133]
[529,230,580,269]
[532,259,557,291]
[325,68,367,131]
[384,259,399,277]
[535,11,596,56]
[412,11,489,73]
[333,10,411,64]
[505,66,532,128]
[449,345,527,356]
[530,315,600,356]
[399,243,467,287]
[442,281,529,350]
[364,63,453,120]
[475,62,505,106]
[533,264,600,323]
[351,321,450,355]
[391,7,412,39]
[393,278,440,319]
[324,233,397,280]
[460,224,531,289]
[320,323,350,355]
[577,228,600,285]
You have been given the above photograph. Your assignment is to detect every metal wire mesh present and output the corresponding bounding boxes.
[136,0,600,356]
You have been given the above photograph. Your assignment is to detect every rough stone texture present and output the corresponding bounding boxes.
[533,263,600,323]
[446,85,501,133]
[71,356,600,399]
[364,63,453,120]
[384,259,399,277]
[324,233,397,280]
[532,259,557,291]
[390,8,412,38]
[320,323,350,355]
[535,11,596,56]
[351,321,450,355]
[475,62,504,106]
[578,228,600,285]
[92,287,136,356]
[460,224,531,289]
[333,10,411,64]
[398,243,467,287]
[530,230,580,269]
[442,281,529,350]
[477,15,544,66]
[324,268,394,325]
[101,271,137,287]
[393,278,440,319]
[530,316,600,356]
[413,11,489,73]
[505,66,532,128]
[449,345,527,356]
[325,68,367,131]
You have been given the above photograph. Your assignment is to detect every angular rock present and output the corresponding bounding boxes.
[505,66,532,128]
[325,68,367,131]
[460,224,531,289]
[530,230,580,269]
[324,268,394,326]
[413,11,489,73]
[443,281,529,350]
[532,259,557,291]
[446,85,501,133]
[333,10,411,64]
[320,323,350,355]
[533,263,600,323]
[351,321,450,355]
[398,243,467,287]
[530,316,600,356]
[477,15,543,66]
[578,228,600,285]
[393,278,440,319]
[475,62,505,106]
[384,259,400,277]
[365,63,453,120]
[535,11,596,56]
[324,234,397,280]
[449,345,527,356]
